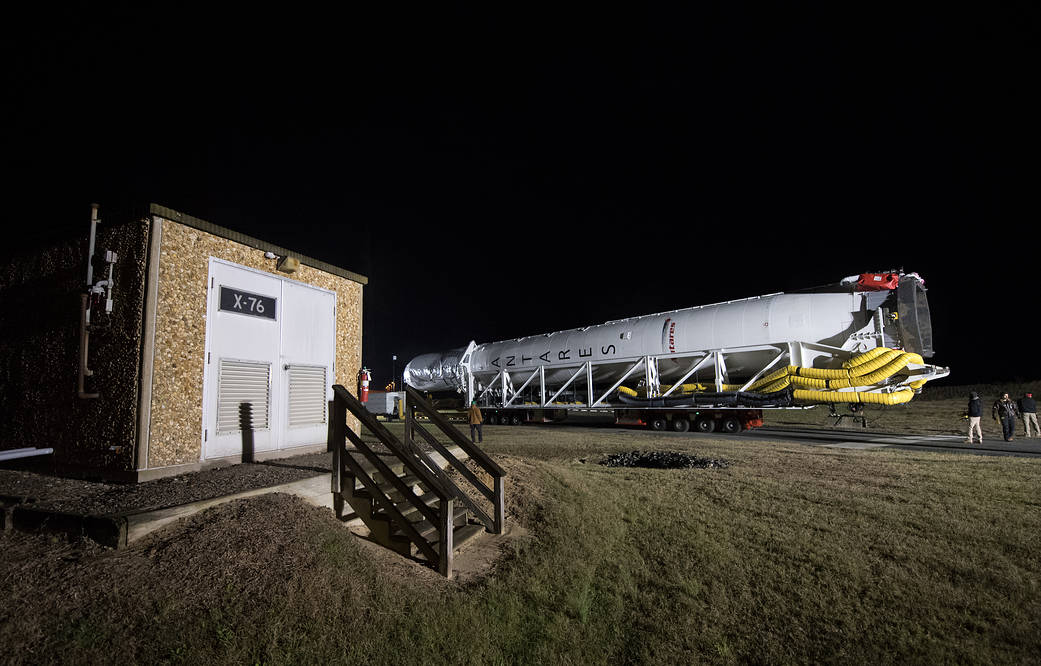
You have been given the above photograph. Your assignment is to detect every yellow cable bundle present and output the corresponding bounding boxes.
[788,375,831,389]
[792,366,852,380]
[846,348,906,375]
[620,346,929,405]
[758,376,792,393]
[659,383,709,394]
[829,352,924,389]
[746,348,925,392]
[792,388,915,406]
[842,346,892,369]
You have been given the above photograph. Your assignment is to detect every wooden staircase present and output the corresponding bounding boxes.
[329,385,505,577]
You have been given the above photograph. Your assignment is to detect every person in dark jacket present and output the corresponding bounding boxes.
[993,393,1019,442]
[1018,392,1038,438]
[966,392,983,444]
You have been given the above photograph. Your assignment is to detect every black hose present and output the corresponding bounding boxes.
[616,388,793,408]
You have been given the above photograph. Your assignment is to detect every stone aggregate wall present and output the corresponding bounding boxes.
[146,217,363,469]
[0,220,150,475]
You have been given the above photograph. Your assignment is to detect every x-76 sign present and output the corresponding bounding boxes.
[219,286,277,320]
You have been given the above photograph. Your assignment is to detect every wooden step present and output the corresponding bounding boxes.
[429,523,486,554]
[352,474,427,503]
[388,508,471,555]
[387,505,468,541]
[343,443,470,483]
[356,492,440,542]
[374,491,439,522]
[342,460,410,490]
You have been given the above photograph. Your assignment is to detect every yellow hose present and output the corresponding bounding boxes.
[744,348,923,391]
[621,347,933,407]
[659,383,709,394]
[793,388,915,405]
[842,346,893,369]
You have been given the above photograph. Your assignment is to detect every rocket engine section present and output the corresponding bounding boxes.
[404,272,947,408]
[404,348,470,392]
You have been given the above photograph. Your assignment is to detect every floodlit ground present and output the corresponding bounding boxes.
[1,383,1039,664]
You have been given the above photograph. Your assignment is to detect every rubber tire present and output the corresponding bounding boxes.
[510,414,523,426]
[720,417,742,434]
[671,418,691,433]
[694,417,716,433]
[487,414,499,425]
[650,418,667,431]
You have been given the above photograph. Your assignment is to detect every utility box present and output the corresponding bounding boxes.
[0,204,366,481]
[363,391,404,419]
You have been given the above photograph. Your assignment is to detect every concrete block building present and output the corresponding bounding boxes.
[0,204,365,481]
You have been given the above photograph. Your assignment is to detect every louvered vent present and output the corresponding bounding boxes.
[288,364,327,428]
[217,359,271,433]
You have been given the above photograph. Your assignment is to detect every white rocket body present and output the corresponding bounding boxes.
[405,274,938,397]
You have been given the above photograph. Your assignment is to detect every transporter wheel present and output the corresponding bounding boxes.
[649,417,667,431]
[509,414,523,426]
[671,417,690,433]
[720,417,742,434]
[487,414,499,425]
[694,417,716,433]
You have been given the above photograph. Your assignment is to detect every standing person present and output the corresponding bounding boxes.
[468,399,483,444]
[1018,392,1038,438]
[992,392,1019,442]
[966,392,983,444]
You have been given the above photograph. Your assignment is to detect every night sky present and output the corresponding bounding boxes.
[3,5,1037,387]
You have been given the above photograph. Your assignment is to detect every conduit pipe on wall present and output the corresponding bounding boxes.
[78,293,99,399]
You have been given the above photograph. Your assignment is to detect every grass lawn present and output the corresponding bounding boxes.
[2,412,1039,664]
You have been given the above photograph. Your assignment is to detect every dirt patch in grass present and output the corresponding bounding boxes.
[599,450,729,469]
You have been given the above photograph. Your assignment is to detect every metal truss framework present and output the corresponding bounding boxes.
[465,341,880,409]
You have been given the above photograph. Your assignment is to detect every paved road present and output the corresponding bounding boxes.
[742,427,1041,458]
[531,414,1041,458]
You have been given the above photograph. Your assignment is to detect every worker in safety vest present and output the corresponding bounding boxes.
[468,399,483,444]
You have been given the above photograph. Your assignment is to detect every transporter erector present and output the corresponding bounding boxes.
[405,271,949,432]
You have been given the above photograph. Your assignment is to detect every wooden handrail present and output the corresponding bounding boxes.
[404,386,505,534]
[411,421,494,502]
[329,384,503,575]
[332,385,450,499]
[343,425,442,528]
[330,385,452,569]
[411,420,495,531]
[405,386,506,478]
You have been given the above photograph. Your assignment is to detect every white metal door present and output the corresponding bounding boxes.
[203,261,283,459]
[279,280,336,448]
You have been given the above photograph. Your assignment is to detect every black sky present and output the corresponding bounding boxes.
[2,4,1038,386]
